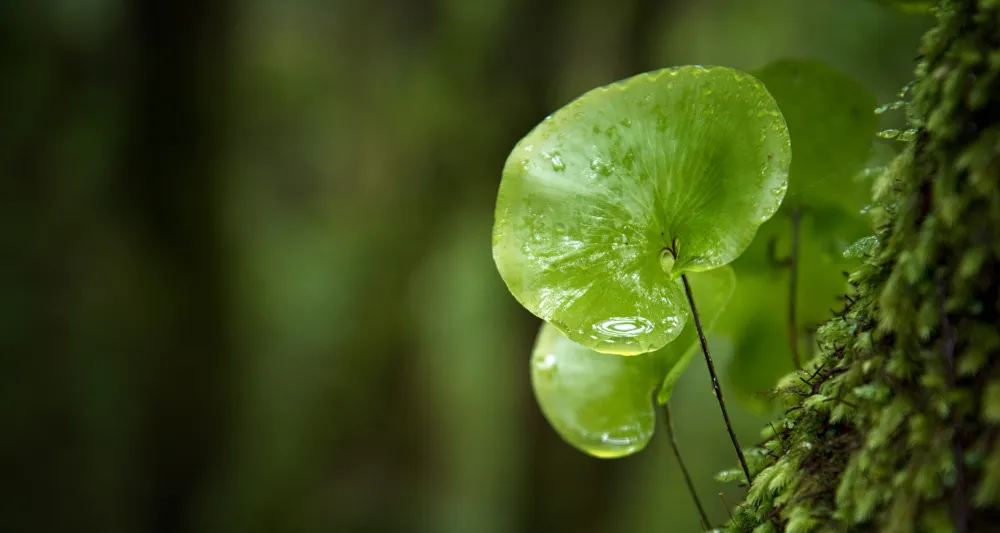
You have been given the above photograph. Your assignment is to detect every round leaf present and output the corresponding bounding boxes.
[495,66,790,355]
[531,323,660,458]
[531,267,735,458]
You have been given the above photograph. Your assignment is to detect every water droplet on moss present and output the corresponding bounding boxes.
[877,129,901,139]
[550,154,566,172]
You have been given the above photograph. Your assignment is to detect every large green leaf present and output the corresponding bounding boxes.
[495,66,789,355]
[531,267,735,458]
[710,59,878,411]
[751,59,877,213]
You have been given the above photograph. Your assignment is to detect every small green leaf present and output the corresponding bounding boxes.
[531,268,735,458]
[843,235,880,260]
[495,66,789,354]
[530,322,660,458]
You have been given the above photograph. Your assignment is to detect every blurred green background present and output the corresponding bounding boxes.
[1,1,929,532]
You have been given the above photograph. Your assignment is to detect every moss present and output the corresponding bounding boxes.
[722,1,1000,531]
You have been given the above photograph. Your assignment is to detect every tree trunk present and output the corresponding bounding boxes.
[728,1,1000,532]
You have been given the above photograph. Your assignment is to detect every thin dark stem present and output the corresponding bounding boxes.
[659,403,711,530]
[718,492,735,522]
[788,208,802,370]
[681,273,753,485]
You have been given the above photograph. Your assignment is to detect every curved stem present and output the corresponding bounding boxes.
[659,403,711,530]
[788,208,802,370]
[681,273,753,485]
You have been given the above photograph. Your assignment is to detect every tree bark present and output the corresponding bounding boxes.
[727,1,1000,531]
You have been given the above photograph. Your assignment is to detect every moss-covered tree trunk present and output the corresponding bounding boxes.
[728,1,1000,532]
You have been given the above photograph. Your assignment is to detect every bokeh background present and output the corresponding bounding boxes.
[1,1,931,532]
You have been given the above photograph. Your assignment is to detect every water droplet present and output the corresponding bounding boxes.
[898,128,917,142]
[590,157,612,177]
[535,353,557,372]
[550,154,565,172]
[593,317,654,339]
[877,129,901,139]
[843,235,879,259]
[659,249,675,275]
[860,166,886,178]
[622,148,636,169]
[874,100,906,114]
[898,80,916,99]
[600,433,634,445]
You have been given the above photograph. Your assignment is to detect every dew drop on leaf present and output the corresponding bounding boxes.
[550,154,566,172]
[659,249,675,275]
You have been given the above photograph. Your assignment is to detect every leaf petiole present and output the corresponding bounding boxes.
[660,403,711,530]
[680,272,753,485]
[788,207,802,370]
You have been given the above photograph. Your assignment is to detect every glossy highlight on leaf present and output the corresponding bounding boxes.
[531,267,735,458]
[494,66,790,355]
